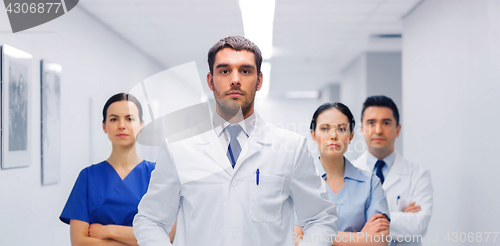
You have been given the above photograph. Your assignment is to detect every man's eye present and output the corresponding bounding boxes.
[369,122,375,125]
[384,122,390,125]
[128,118,134,121]
[339,128,346,132]
[220,70,229,74]
[242,70,250,74]
[110,118,116,121]
[321,127,328,131]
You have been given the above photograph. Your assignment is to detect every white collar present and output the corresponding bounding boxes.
[212,111,256,138]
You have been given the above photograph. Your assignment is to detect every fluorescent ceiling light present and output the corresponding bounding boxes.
[285,91,320,99]
[239,0,276,98]
[239,0,276,60]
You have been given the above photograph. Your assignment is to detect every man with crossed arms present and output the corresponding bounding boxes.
[353,96,433,245]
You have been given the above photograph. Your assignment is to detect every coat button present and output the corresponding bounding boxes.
[232,181,238,186]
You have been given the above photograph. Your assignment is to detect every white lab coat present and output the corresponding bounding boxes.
[352,151,433,246]
[133,114,338,246]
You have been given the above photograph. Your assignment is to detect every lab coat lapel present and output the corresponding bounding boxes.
[195,130,235,177]
[383,152,408,190]
[353,152,371,172]
[233,114,271,173]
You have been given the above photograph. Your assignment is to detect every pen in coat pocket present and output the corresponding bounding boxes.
[397,195,400,205]
[256,169,260,185]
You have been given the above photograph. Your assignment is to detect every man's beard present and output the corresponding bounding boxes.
[214,91,254,121]
[212,81,258,120]
[215,97,254,121]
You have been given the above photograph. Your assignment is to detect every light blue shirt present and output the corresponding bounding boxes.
[295,157,390,232]
[366,151,396,179]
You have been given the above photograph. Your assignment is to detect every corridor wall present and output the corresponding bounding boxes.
[403,0,500,244]
[0,7,163,246]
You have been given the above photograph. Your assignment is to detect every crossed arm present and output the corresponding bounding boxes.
[70,220,131,246]
[294,214,390,246]
[390,169,433,238]
[70,219,176,246]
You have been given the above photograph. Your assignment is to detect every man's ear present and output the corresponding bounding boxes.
[256,72,263,91]
[207,72,214,91]
[396,124,401,137]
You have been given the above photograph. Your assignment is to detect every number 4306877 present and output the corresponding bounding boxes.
[6,3,62,14]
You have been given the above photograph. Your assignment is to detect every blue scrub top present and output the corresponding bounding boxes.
[296,157,389,232]
[60,160,155,226]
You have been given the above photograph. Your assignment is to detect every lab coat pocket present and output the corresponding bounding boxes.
[250,174,285,223]
[396,197,412,211]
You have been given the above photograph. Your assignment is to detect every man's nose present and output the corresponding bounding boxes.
[230,71,241,86]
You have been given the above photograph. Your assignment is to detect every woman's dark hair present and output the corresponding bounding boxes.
[310,102,355,133]
[361,95,399,126]
[102,93,143,123]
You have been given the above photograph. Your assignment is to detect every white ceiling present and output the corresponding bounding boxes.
[78,0,420,97]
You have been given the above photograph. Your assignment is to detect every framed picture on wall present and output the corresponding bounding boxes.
[1,44,33,169]
[41,60,62,185]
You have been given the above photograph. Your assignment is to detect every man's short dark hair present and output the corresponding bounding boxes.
[361,95,400,126]
[207,36,262,75]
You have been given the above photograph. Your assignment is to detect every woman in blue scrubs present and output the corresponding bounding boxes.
[60,93,175,245]
[295,103,390,246]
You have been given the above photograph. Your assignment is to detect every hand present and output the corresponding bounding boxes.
[403,202,421,213]
[88,223,110,240]
[361,214,390,233]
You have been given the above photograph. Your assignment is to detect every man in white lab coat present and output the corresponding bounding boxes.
[133,36,338,246]
[352,96,433,246]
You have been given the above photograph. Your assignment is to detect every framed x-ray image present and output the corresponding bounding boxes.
[1,45,32,169]
[41,60,61,185]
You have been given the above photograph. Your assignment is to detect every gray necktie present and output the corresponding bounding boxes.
[226,124,242,168]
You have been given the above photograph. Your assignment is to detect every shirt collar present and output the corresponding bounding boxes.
[213,110,256,138]
[344,158,369,181]
[366,150,396,172]
[318,157,369,182]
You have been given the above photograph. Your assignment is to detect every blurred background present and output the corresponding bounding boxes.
[0,0,499,245]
